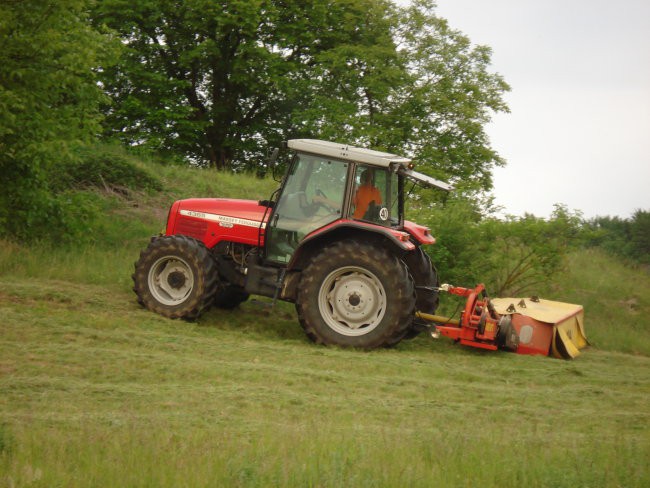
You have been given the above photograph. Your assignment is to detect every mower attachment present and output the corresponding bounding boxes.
[416,284,587,359]
[491,296,588,359]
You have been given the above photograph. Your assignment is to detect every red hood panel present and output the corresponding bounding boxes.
[168,198,269,247]
[178,198,268,222]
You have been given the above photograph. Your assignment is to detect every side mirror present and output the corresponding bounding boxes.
[269,147,283,182]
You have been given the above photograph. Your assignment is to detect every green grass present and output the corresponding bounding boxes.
[1,249,649,487]
[1,162,649,486]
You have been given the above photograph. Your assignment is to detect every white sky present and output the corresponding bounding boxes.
[428,0,650,218]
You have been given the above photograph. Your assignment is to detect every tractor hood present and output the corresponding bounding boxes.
[175,198,268,223]
[167,198,269,247]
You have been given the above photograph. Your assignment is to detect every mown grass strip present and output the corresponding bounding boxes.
[1,274,649,487]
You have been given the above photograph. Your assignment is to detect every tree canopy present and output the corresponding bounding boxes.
[1,0,513,241]
[93,0,509,191]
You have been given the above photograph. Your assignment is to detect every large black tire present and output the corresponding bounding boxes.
[132,235,219,319]
[295,240,416,349]
[212,285,250,310]
[402,247,439,339]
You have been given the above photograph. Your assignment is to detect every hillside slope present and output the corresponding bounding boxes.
[539,249,650,356]
[1,161,649,486]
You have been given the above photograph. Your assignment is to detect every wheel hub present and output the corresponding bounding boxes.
[348,293,361,307]
[319,267,386,336]
[148,257,194,306]
[167,270,186,289]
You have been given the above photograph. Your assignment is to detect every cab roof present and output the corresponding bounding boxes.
[287,139,411,169]
[287,139,453,191]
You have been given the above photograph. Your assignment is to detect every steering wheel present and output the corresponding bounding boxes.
[314,188,337,212]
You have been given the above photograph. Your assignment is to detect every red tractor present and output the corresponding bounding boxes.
[133,139,452,349]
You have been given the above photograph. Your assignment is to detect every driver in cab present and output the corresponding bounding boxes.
[352,168,381,220]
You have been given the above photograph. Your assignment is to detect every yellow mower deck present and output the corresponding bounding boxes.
[491,297,588,359]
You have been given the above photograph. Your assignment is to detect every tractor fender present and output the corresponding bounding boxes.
[280,222,415,301]
[287,220,415,271]
[293,221,415,268]
[403,220,436,245]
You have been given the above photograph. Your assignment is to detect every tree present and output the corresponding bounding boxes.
[478,206,582,296]
[585,210,650,264]
[0,0,114,239]
[394,0,510,192]
[302,0,510,192]
[93,0,387,169]
[413,200,582,298]
[94,0,509,189]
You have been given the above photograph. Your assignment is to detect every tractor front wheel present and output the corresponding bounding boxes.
[296,240,415,349]
[132,235,219,319]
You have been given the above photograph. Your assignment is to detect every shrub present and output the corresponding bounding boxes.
[51,144,163,193]
[1,143,162,244]
[415,200,580,296]
[583,210,650,265]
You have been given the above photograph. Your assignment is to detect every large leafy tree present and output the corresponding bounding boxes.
[94,0,388,169]
[94,0,509,191]
[396,0,510,192]
[0,0,114,238]
[300,0,510,190]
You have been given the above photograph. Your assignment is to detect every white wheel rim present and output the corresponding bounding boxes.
[318,266,386,336]
[148,256,194,306]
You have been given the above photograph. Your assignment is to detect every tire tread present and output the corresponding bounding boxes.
[295,240,415,349]
[132,235,219,320]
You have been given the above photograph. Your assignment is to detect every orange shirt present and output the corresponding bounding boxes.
[353,185,382,219]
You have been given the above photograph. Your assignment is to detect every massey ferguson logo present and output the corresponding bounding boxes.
[179,210,265,229]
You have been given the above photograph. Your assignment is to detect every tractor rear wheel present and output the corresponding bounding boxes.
[132,235,219,319]
[296,240,415,349]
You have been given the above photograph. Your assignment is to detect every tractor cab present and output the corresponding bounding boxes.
[264,139,451,264]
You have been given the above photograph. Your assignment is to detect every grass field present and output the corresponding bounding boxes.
[1,166,649,486]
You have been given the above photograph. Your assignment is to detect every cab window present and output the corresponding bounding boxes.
[350,165,398,227]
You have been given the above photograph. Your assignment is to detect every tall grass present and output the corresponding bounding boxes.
[538,249,650,355]
[0,240,139,291]
[3,420,647,487]
[0,158,279,291]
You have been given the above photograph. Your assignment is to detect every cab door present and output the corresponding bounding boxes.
[265,152,349,263]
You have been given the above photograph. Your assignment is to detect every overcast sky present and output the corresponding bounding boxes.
[428,0,650,219]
